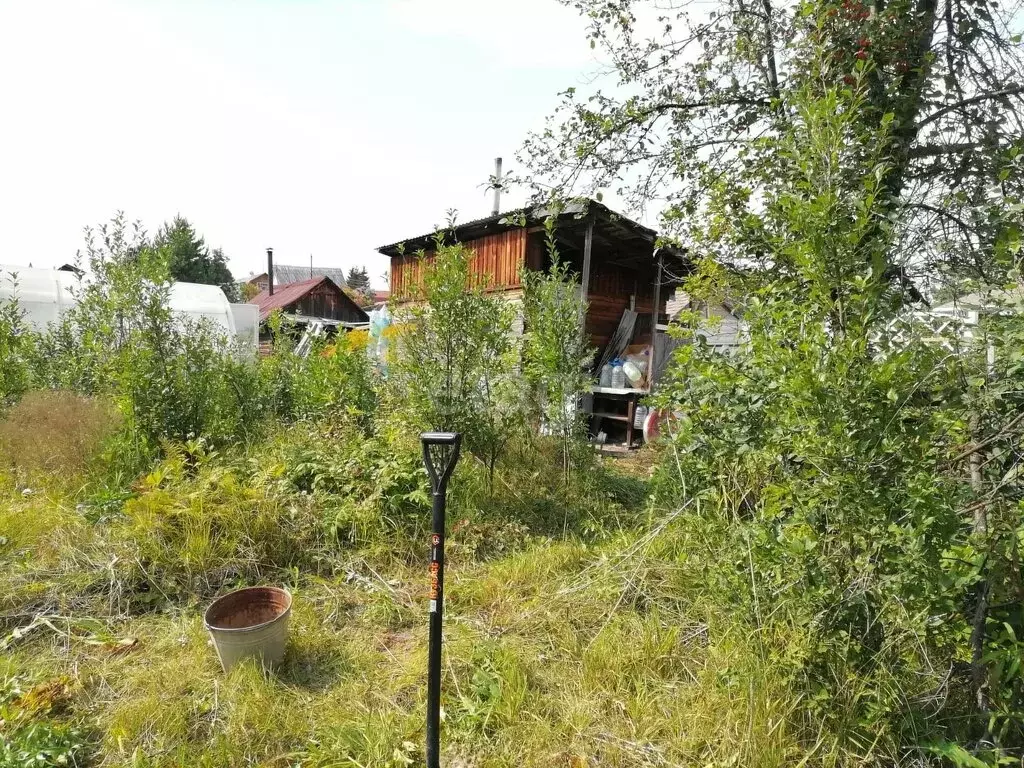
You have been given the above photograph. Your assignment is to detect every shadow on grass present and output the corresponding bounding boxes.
[276,641,354,691]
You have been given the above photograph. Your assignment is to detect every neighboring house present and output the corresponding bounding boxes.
[248,276,369,351]
[665,289,746,349]
[247,265,350,294]
[885,289,1024,350]
[655,289,747,384]
[932,290,1024,323]
[363,289,390,311]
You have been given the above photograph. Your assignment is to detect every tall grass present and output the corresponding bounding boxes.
[0,406,849,768]
[0,391,120,492]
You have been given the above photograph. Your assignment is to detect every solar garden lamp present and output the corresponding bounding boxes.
[420,431,461,768]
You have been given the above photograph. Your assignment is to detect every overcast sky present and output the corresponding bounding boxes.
[0,0,597,288]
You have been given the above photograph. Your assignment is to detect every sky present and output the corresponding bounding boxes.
[0,0,597,288]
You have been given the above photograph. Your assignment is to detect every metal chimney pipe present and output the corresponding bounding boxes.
[492,157,503,216]
[267,247,274,296]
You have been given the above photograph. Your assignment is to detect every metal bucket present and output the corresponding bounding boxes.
[204,586,292,673]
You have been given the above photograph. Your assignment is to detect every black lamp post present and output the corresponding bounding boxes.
[420,431,461,768]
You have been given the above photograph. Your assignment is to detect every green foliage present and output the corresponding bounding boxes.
[0,676,88,768]
[254,315,377,428]
[526,0,1024,288]
[153,215,238,301]
[281,425,431,558]
[651,72,1024,761]
[521,215,595,480]
[23,214,379,459]
[0,275,34,409]
[112,438,327,601]
[392,239,522,487]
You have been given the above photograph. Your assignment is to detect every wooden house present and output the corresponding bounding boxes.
[378,200,687,365]
[377,199,690,447]
[249,276,368,352]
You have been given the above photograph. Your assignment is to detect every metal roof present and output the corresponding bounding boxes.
[274,264,349,286]
[249,276,369,322]
[248,265,351,287]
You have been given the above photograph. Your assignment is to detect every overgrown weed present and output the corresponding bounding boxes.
[0,416,822,767]
[0,390,121,493]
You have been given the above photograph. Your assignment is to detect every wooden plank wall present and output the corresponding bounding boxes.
[390,229,527,299]
[294,284,366,323]
[585,261,660,352]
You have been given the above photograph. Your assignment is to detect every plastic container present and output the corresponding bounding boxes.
[622,360,644,387]
[633,405,648,429]
[204,586,292,672]
[610,359,626,389]
[599,363,613,387]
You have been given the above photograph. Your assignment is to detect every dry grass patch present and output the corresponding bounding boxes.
[0,390,120,490]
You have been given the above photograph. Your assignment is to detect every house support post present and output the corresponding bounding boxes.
[578,213,594,340]
[649,251,663,388]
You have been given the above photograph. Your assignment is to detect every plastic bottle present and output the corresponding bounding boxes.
[599,362,613,387]
[633,404,647,429]
[611,359,626,388]
[622,360,643,387]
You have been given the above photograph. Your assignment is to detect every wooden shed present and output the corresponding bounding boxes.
[377,199,689,372]
[249,276,368,352]
[377,200,689,448]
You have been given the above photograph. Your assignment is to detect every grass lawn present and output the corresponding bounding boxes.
[0,414,799,768]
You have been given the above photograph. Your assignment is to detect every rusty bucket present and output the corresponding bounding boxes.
[204,586,292,673]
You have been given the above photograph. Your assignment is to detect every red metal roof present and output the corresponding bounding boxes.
[249,277,331,321]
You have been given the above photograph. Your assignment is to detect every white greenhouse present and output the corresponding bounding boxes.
[0,265,257,352]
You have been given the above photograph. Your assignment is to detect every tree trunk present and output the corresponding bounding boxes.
[968,409,990,716]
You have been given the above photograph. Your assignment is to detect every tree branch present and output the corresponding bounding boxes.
[760,0,781,100]
[916,85,1024,130]
[908,141,986,158]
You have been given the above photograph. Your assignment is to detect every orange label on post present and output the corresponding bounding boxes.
[429,561,440,600]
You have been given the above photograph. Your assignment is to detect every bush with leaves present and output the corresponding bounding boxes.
[0,275,34,409]
[651,68,1024,761]
[391,239,522,489]
[520,216,595,481]
[112,438,327,601]
[25,215,271,454]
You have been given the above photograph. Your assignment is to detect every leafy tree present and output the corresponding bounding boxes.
[26,214,268,456]
[520,215,595,481]
[392,239,521,490]
[646,38,1024,757]
[523,0,1024,295]
[241,281,261,301]
[154,215,239,301]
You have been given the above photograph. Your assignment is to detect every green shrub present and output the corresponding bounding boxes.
[112,440,326,601]
[520,214,595,481]
[391,238,522,489]
[651,75,1024,760]
[0,279,34,409]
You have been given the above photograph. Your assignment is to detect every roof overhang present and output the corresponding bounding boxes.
[376,199,688,272]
